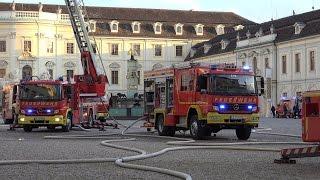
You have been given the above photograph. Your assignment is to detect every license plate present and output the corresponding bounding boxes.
[230,116,243,120]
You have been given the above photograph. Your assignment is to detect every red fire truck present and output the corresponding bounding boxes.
[17,0,109,132]
[144,62,264,140]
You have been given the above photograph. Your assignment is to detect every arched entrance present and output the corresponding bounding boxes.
[22,65,32,80]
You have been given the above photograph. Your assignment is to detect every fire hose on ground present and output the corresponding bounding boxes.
[0,117,317,180]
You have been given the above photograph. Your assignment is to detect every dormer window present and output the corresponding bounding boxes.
[220,39,230,50]
[204,43,211,54]
[294,22,305,35]
[216,24,225,35]
[132,21,141,33]
[194,24,204,36]
[154,22,162,34]
[234,25,244,31]
[109,20,119,33]
[88,20,96,33]
[175,23,184,35]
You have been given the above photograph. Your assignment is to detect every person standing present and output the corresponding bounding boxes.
[271,105,276,118]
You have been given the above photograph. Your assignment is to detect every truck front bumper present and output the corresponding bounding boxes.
[18,115,66,126]
[206,112,259,126]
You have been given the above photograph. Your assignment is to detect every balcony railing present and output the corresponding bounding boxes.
[0,11,70,22]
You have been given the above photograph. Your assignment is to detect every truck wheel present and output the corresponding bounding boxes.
[156,114,175,137]
[236,126,252,140]
[47,126,56,131]
[23,126,33,132]
[189,115,206,140]
[62,115,72,132]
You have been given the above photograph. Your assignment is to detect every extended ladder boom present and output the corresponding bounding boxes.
[65,0,107,97]
[65,0,98,79]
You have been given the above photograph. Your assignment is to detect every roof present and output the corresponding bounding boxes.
[186,9,320,61]
[0,2,256,39]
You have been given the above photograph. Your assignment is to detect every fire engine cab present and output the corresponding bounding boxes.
[144,62,264,140]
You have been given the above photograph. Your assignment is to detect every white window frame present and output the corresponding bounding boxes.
[154,44,162,57]
[66,42,74,54]
[175,23,184,35]
[88,20,96,33]
[132,44,141,56]
[216,24,225,35]
[47,40,54,54]
[194,24,204,36]
[111,44,119,56]
[154,22,162,34]
[175,45,183,57]
[109,20,119,33]
[24,40,32,52]
[111,70,119,85]
[131,21,141,33]
[294,22,305,35]
[0,40,6,52]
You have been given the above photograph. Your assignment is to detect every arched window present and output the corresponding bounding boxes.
[22,65,32,80]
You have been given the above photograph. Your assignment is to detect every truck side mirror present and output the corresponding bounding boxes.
[256,76,265,96]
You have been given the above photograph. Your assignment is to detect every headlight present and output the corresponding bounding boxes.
[213,106,219,111]
[252,106,258,112]
[20,118,25,122]
[54,118,60,122]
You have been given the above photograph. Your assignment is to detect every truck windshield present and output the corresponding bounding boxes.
[19,84,61,101]
[209,74,256,95]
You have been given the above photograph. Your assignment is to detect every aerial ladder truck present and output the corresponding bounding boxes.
[16,0,111,132]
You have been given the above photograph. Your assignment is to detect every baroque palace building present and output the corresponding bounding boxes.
[186,9,320,116]
[0,2,254,95]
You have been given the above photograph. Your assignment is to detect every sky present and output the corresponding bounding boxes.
[2,0,319,23]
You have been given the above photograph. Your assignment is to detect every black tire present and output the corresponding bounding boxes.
[23,125,33,132]
[236,126,252,140]
[62,114,72,132]
[189,114,207,140]
[156,114,175,136]
[47,126,56,131]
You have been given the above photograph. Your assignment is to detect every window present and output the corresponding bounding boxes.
[133,44,140,56]
[112,24,117,31]
[47,41,53,53]
[111,44,119,55]
[0,41,6,52]
[89,20,96,32]
[111,70,119,84]
[194,24,204,36]
[0,69,5,78]
[67,43,74,54]
[66,70,73,81]
[176,45,183,57]
[48,69,53,79]
[154,22,162,34]
[137,71,141,85]
[24,40,31,52]
[295,53,300,73]
[154,45,162,56]
[294,22,305,35]
[132,21,141,33]
[175,23,184,35]
[265,58,270,68]
[242,61,246,66]
[177,26,182,34]
[282,55,287,74]
[310,51,315,71]
[253,57,257,74]
[110,20,119,33]
[181,74,193,91]
[198,26,203,34]
[216,24,225,35]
